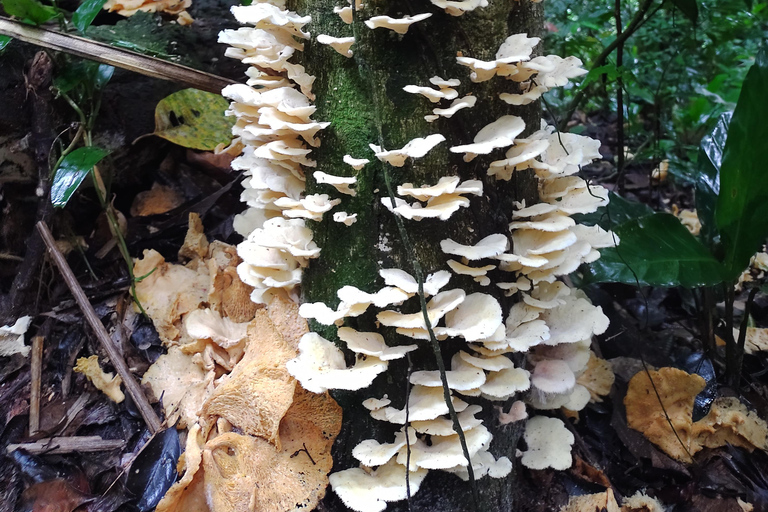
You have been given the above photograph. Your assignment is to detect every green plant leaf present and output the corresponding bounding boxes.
[583,213,725,288]
[72,0,106,32]
[670,0,698,23]
[715,47,768,281]
[152,89,234,151]
[695,111,730,249]
[2,0,58,25]
[573,191,653,230]
[51,147,109,208]
[0,35,11,52]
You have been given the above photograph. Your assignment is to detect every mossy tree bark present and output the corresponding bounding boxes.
[292,1,543,510]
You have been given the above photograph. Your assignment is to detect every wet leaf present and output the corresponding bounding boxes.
[716,47,768,280]
[0,35,11,52]
[51,147,109,208]
[152,89,234,150]
[695,112,730,250]
[583,213,725,288]
[126,428,180,512]
[72,0,107,32]
[1,0,58,25]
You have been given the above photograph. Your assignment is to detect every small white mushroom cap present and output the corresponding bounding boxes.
[343,154,370,170]
[563,384,591,412]
[334,5,353,23]
[369,384,469,423]
[430,0,488,16]
[496,34,540,61]
[314,171,357,196]
[520,416,574,470]
[183,309,248,349]
[369,134,445,167]
[337,285,411,308]
[411,404,483,435]
[329,460,428,512]
[379,269,451,296]
[531,339,591,374]
[409,366,486,391]
[512,229,578,256]
[362,396,391,411]
[497,400,528,424]
[403,85,459,103]
[447,260,496,277]
[286,333,388,393]
[488,139,550,180]
[458,350,514,371]
[364,13,432,34]
[352,428,413,466]
[397,176,460,201]
[450,115,526,156]
[439,293,503,342]
[377,289,465,329]
[538,294,609,346]
[337,327,417,361]
[316,34,355,57]
[440,234,509,260]
[531,359,575,394]
[333,211,358,226]
[429,76,461,87]
[231,4,312,39]
[381,195,471,221]
[398,424,492,470]
[432,95,477,118]
[479,367,531,400]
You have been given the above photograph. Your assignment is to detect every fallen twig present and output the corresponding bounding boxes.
[36,220,162,433]
[0,16,235,94]
[7,436,125,454]
[29,335,44,435]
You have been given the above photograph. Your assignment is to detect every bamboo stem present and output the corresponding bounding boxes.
[29,335,44,435]
[0,17,235,94]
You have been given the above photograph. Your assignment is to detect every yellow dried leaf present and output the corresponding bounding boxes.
[130,183,183,217]
[74,355,125,403]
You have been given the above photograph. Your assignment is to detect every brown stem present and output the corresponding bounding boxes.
[732,287,758,389]
[724,283,737,387]
[0,52,54,325]
[29,335,44,435]
[36,221,162,433]
[558,0,655,131]
[615,0,626,194]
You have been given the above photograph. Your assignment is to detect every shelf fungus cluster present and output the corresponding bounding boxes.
[217,1,618,511]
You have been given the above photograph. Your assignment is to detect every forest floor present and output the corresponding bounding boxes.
[1,6,768,512]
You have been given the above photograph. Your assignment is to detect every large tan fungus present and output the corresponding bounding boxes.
[74,355,125,403]
[202,310,297,447]
[693,397,768,453]
[560,489,621,512]
[625,367,705,461]
[156,424,206,512]
[103,0,192,22]
[143,346,211,429]
[203,387,341,512]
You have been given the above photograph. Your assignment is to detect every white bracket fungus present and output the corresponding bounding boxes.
[363,13,432,34]
[333,5,353,23]
[329,460,428,512]
[450,115,526,158]
[403,84,459,103]
[333,211,358,226]
[343,154,370,170]
[286,333,388,393]
[429,0,488,16]
[314,171,357,196]
[440,234,509,260]
[316,34,355,57]
[369,134,446,167]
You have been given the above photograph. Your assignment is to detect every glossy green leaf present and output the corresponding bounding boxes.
[695,111,730,249]
[1,0,57,24]
[573,191,653,231]
[54,60,114,95]
[51,147,109,208]
[715,47,768,280]
[153,89,234,151]
[583,213,725,288]
[72,0,106,32]
[671,0,698,23]
[0,35,11,52]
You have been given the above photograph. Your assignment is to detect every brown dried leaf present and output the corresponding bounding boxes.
[130,183,184,217]
[625,367,705,462]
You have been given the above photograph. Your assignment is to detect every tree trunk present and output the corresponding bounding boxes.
[293,1,543,510]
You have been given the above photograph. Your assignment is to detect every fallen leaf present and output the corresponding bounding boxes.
[130,183,184,217]
[151,89,233,151]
